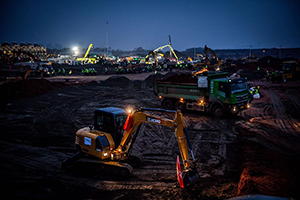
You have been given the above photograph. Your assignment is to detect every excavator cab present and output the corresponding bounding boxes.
[94,107,128,147]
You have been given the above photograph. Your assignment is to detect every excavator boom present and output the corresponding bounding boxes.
[112,108,199,187]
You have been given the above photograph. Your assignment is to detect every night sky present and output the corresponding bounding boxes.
[1,0,300,51]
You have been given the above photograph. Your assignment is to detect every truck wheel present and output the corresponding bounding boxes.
[175,100,186,112]
[163,99,174,110]
[212,105,224,118]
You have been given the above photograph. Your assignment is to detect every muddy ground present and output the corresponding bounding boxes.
[0,68,300,199]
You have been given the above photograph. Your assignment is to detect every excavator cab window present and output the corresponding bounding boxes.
[114,114,127,146]
[115,115,126,134]
[95,114,114,133]
[94,107,128,146]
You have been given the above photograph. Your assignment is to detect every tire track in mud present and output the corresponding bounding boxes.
[0,141,63,172]
[184,115,239,176]
[128,81,160,108]
[85,179,175,191]
[237,88,300,154]
[269,90,300,136]
[286,91,300,134]
[35,88,106,128]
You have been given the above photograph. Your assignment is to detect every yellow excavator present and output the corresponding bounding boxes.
[282,60,300,80]
[204,45,223,69]
[192,45,223,75]
[62,107,199,188]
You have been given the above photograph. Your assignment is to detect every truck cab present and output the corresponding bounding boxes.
[209,77,249,114]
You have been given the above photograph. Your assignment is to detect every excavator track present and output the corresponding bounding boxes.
[63,156,133,178]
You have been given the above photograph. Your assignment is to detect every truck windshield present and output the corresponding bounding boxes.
[230,81,247,94]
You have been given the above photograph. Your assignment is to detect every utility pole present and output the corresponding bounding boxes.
[194,47,196,60]
[106,21,108,56]
[249,45,252,58]
[279,45,281,59]
[169,35,172,59]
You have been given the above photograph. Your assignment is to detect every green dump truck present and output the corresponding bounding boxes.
[153,72,250,117]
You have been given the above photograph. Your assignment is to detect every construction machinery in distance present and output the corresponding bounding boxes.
[76,44,97,64]
[62,107,199,188]
[281,60,300,80]
[193,45,223,74]
[203,45,223,69]
[145,35,179,67]
[6,62,54,82]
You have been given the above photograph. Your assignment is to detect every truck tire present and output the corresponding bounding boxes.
[163,99,174,110]
[175,100,186,112]
[211,104,224,118]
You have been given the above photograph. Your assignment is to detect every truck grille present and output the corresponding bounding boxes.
[236,94,248,103]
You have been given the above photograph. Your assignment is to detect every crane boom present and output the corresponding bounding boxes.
[84,44,93,58]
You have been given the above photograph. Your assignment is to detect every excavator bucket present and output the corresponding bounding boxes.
[176,156,185,188]
[182,168,200,188]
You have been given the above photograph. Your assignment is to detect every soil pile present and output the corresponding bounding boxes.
[238,139,300,198]
[145,71,178,86]
[239,70,266,81]
[0,79,64,104]
[158,73,197,84]
[236,62,259,70]
[100,76,130,87]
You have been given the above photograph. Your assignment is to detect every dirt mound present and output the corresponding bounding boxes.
[239,69,266,80]
[238,138,300,198]
[100,76,130,87]
[236,63,259,70]
[158,72,197,84]
[0,79,63,104]
[81,80,100,88]
[145,71,179,86]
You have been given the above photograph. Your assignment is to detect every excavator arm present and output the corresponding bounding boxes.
[204,45,217,59]
[112,108,199,187]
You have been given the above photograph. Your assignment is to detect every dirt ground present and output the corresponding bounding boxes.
[0,68,300,199]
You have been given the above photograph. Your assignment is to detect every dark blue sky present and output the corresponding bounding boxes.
[1,0,300,51]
